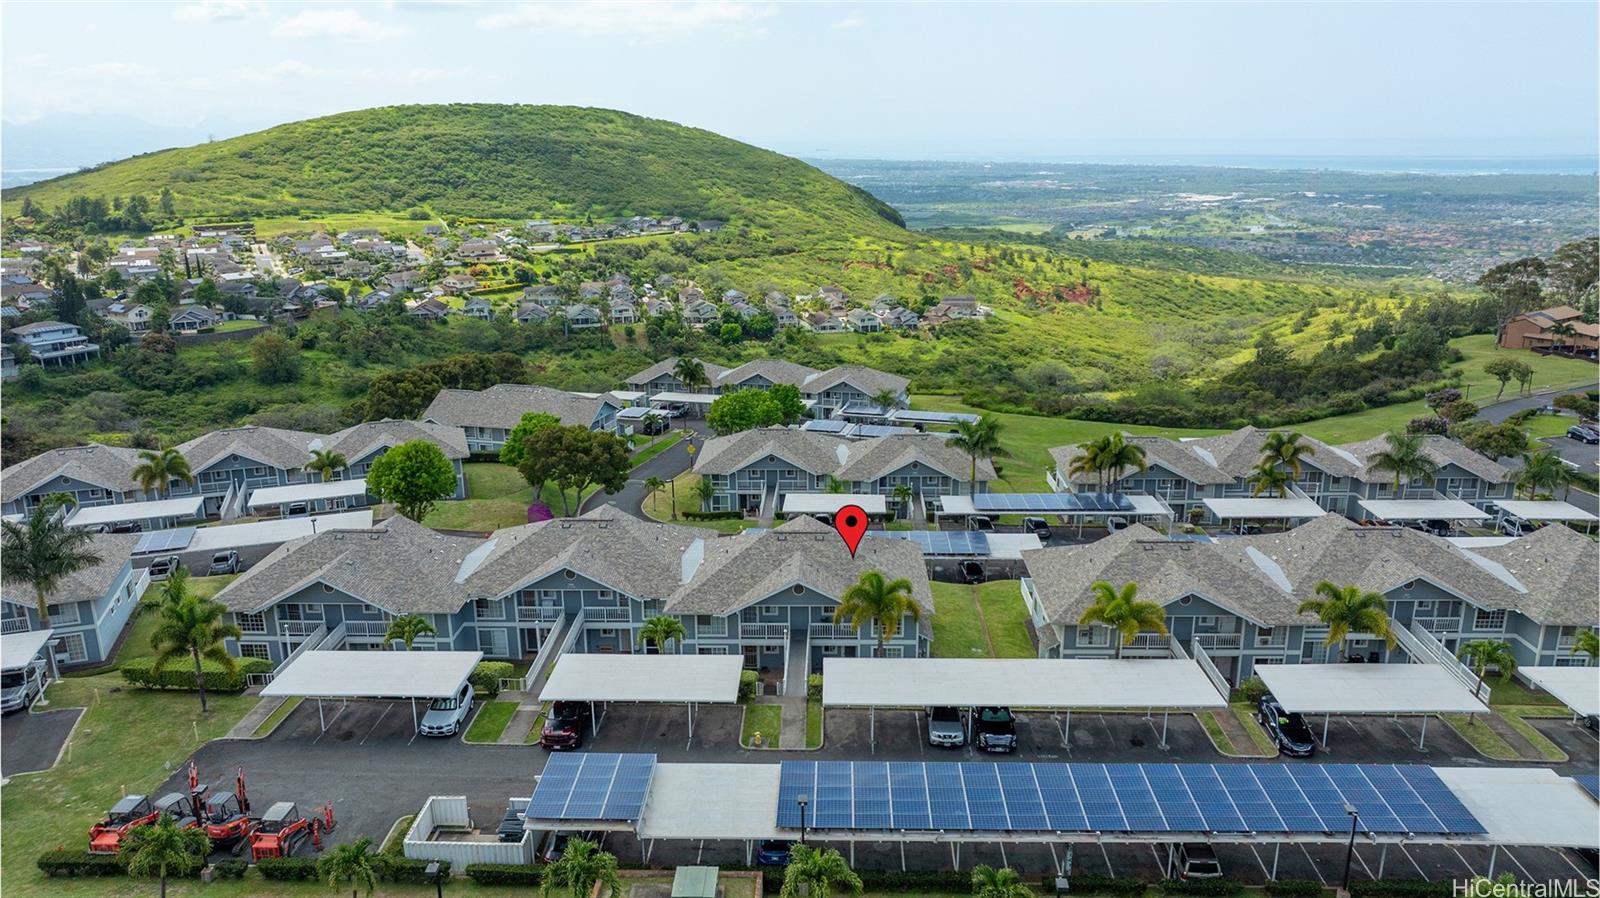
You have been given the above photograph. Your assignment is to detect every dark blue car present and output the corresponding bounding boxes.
[756,840,793,865]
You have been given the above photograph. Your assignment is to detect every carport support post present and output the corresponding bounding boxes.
[1378,844,1386,879]
[1417,714,1428,750]
[318,697,326,731]
[869,705,876,753]
[1488,845,1498,877]
[1062,709,1072,749]
[1323,714,1331,747]
[1159,710,1169,750]
[410,698,417,732]
[1271,843,1280,880]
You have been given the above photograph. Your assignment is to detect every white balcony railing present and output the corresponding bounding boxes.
[344,620,390,637]
[1415,617,1461,635]
[585,607,631,624]
[1194,633,1243,651]
[2,618,30,634]
[280,621,323,637]
[740,623,789,641]
[518,606,562,622]
[807,623,860,641]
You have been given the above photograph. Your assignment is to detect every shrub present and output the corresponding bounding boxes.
[119,656,272,692]
[257,857,319,881]
[762,868,974,894]
[37,850,125,877]
[212,859,248,880]
[1161,878,1245,896]
[738,669,758,701]
[1265,880,1325,898]
[471,661,516,697]
[1349,881,1451,898]
[375,855,449,883]
[807,673,823,700]
[466,863,543,886]
[684,509,744,520]
[1235,675,1269,704]
[1054,874,1146,897]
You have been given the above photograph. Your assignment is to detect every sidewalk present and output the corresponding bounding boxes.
[225,695,287,740]
[777,695,807,749]
[498,702,544,745]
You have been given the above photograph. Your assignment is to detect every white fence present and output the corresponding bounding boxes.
[1399,619,1491,704]
[404,795,534,869]
[500,611,580,694]
[1190,639,1232,700]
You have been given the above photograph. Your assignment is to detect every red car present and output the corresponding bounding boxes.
[539,701,592,750]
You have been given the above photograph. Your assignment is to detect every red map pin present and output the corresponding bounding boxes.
[833,504,869,557]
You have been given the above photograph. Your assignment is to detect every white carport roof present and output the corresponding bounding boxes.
[66,496,203,528]
[188,510,373,552]
[247,478,368,509]
[637,763,782,841]
[780,493,888,516]
[1203,496,1327,520]
[1436,767,1600,850]
[260,650,481,700]
[648,391,717,405]
[1446,536,1517,549]
[822,658,1226,709]
[1256,664,1488,715]
[539,655,744,704]
[1357,498,1491,521]
[1491,499,1599,523]
[1,628,53,672]
[938,494,1170,518]
[1519,666,1600,718]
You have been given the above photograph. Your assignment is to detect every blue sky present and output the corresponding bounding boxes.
[2,0,1596,164]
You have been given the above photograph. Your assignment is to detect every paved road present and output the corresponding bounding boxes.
[582,422,708,518]
[1476,387,1600,514]
[1,707,82,776]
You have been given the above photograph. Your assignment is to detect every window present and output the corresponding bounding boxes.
[236,612,266,633]
[55,632,88,664]
[763,604,782,618]
[1473,609,1507,630]
[816,608,834,623]
[238,643,270,660]
[46,603,81,626]
[1196,615,1217,628]
[1177,596,1192,606]
[563,570,577,581]
[477,628,508,656]
[792,584,805,595]
[698,646,729,655]
[474,598,505,620]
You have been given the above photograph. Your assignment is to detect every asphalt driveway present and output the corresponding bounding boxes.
[1,706,82,776]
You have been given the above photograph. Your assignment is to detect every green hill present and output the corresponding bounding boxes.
[1,104,904,233]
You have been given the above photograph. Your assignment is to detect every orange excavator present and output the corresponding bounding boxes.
[249,801,335,862]
[195,765,256,851]
[88,794,159,854]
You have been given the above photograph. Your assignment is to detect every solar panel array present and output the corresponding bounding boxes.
[133,527,196,554]
[1575,775,1599,801]
[869,529,991,557]
[801,419,851,434]
[527,753,656,822]
[972,493,1135,514]
[775,762,1484,835]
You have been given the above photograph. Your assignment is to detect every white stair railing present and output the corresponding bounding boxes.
[1397,619,1490,703]
[1190,639,1231,700]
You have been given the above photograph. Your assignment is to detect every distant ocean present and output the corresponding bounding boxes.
[809,154,1600,177]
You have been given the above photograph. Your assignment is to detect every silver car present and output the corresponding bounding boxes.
[927,706,966,747]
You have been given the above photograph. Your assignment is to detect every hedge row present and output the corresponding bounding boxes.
[1160,878,1246,896]
[1050,874,1145,896]
[1350,881,1451,898]
[471,661,517,698]
[120,656,274,692]
[738,669,758,701]
[1264,881,1325,898]
[257,857,318,881]
[466,862,543,885]
[213,859,249,879]
[37,850,127,877]
[684,509,743,520]
[762,868,973,894]
[806,673,823,700]
[375,855,450,883]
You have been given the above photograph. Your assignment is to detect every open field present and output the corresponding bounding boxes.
[930,581,1036,659]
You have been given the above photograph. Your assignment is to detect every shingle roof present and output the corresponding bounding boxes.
[326,420,468,463]
[177,426,325,473]
[624,357,730,386]
[716,359,820,389]
[1475,524,1600,625]
[801,365,910,397]
[1048,435,1233,487]
[835,433,993,483]
[462,506,705,599]
[1,533,138,608]
[1337,435,1513,484]
[2,443,144,501]
[421,384,611,431]
[1186,427,1363,479]
[665,515,932,617]
[693,428,852,477]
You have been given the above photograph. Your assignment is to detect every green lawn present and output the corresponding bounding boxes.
[807,700,824,749]
[741,703,781,747]
[423,462,596,531]
[1499,711,1568,762]
[100,574,239,670]
[630,430,685,468]
[642,472,757,534]
[252,696,303,738]
[1440,714,1520,760]
[1197,710,1238,754]
[1485,672,1565,707]
[463,700,519,743]
[930,581,1035,659]
[1523,410,1581,439]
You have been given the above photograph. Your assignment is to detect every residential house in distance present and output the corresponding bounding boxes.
[439,273,477,295]
[578,281,606,300]
[1,533,145,667]
[1020,514,1598,681]
[515,303,551,325]
[463,298,495,320]
[407,297,451,321]
[682,299,721,328]
[1,282,52,305]
[422,383,624,453]
[10,321,100,368]
[562,304,602,330]
[105,302,154,334]
[1,348,16,381]
[1498,305,1599,358]
[609,298,638,325]
[846,309,882,333]
[622,358,910,414]
[769,305,802,328]
[456,240,499,261]
[1,444,148,517]
[169,306,223,334]
[807,312,847,333]
[624,357,731,397]
[214,508,931,669]
[382,269,425,293]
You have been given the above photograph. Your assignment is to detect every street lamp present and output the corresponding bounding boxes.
[1340,803,1360,891]
[796,793,809,845]
[425,861,442,898]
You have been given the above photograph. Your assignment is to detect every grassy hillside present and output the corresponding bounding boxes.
[1,104,904,234]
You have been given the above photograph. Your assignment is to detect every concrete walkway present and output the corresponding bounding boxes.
[225,695,288,740]
[498,702,544,745]
[777,695,807,749]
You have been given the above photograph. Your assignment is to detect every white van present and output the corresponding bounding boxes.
[419,682,474,736]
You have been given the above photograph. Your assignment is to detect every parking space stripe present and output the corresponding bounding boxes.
[360,703,393,745]
[1552,847,1591,879]
[1397,843,1428,880]
[1299,844,1327,884]
[1503,846,1536,882]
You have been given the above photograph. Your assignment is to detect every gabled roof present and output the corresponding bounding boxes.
[462,506,704,599]
[716,359,819,389]
[326,419,469,463]
[1,533,138,608]
[177,426,324,473]
[422,384,614,431]
[694,428,850,476]
[665,515,932,617]
[801,365,910,397]
[625,357,729,386]
[1475,524,1600,626]
[834,433,992,483]
[1186,426,1363,479]
[1048,435,1233,487]
[1337,435,1513,484]
[2,443,144,501]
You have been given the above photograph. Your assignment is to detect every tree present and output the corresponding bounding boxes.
[515,426,630,516]
[319,837,379,898]
[1247,461,1293,498]
[1457,640,1517,699]
[1454,421,1531,462]
[1477,256,1547,341]
[644,476,666,514]
[132,447,196,498]
[149,569,241,713]
[718,322,743,344]
[833,570,922,657]
[250,332,301,384]
[1260,431,1316,477]
[1517,448,1573,499]
[1,504,102,647]
[706,387,803,435]
[949,415,1008,497]
[53,273,87,327]
[972,864,1035,898]
[672,356,710,392]
[1366,432,1437,492]
[305,449,349,482]
[823,475,850,494]
[120,813,210,898]
[692,475,717,511]
[383,613,438,650]
[1297,581,1395,661]
[638,615,687,654]
[871,388,905,412]
[542,837,622,898]
[1484,357,1521,401]
[1437,398,1479,424]
[1077,580,1167,659]
[1095,432,1147,487]
[780,844,863,898]
[1575,629,1599,662]
[367,440,458,521]
[360,368,444,421]
[891,482,914,519]
[499,411,561,468]
[765,383,807,425]
[159,186,175,217]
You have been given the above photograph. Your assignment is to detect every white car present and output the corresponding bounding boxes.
[419,682,474,736]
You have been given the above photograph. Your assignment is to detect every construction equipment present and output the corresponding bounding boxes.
[199,766,255,851]
[153,792,202,830]
[88,795,159,854]
[249,801,334,862]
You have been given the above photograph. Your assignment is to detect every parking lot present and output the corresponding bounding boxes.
[1,706,82,777]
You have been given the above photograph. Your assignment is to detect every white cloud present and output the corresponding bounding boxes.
[173,0,264,22]
[831,13,865,29]
[81,62,157,78]
[479,1,773,39]
[271,8,406,41]
[238,59,330,82]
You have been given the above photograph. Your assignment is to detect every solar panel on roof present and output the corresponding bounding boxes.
[1323,765,1403,833]
[1575,775,1599,801]
[527,753,655,822]
[134,527,196,554]
[970,492,1136,515]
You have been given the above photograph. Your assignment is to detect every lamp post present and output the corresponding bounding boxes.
[796,793,809,845]
[1340,803,1360,891]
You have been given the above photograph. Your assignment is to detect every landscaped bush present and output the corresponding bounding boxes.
[738,669,758,701]
[119,656,273,692]
[471,661,516,697]
[36,850,125,877]
[257,857,319,881]
[1049,874,1146,897]
[762,868,974,894]
[1235,675,1269,704]
[1161,877,1245,896]
[466,862,542,886]
[1350,881,1451,898]
[375,855,449,883]
[211,859,248,879]
[807,673,823,700]
[1264,879,1325,898]
[684,509,743,520]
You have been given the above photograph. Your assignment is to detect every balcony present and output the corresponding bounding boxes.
[280,620,323,637]
[344,621,390,637]
[1414,617,1461,635]
[807,623,861,641]
[740,623,789,641]
[2,618,30,634]
[518,606,563,622]
[1193,633,1243,651]
[585,607,631,624]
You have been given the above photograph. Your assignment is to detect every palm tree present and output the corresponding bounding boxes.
[949,415,1008,497]
[833,570,922,657]
[780,844,863,898]
[132,447,195,499]
[638,615,687,654]
[1261,431,1317,477]
[891,483,914,519]
[383,613,438,650]
[1,504,102,673]
[1518,449,1573,499]
[644,476,666,514]
[120,813,211,898]
[1575,629,1599,662]
[305,448,349,482]
[318,837,378,898]
[1248,461,1294,498]
[823,475,850,494]
[149,569,241,713]
[1096,433,1148,489]
[692,475,717,512]
[972,864,1035,898]
[870,388,904,412]
[1549,321,1578,353]
[1297,580,1396,661]
[542,837,622,898]
[1457,639,1517,699]
[672,356,709,392]
[1067,437,1108,491]
[1367,432,1437,494]
[1077,580,1168,659]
